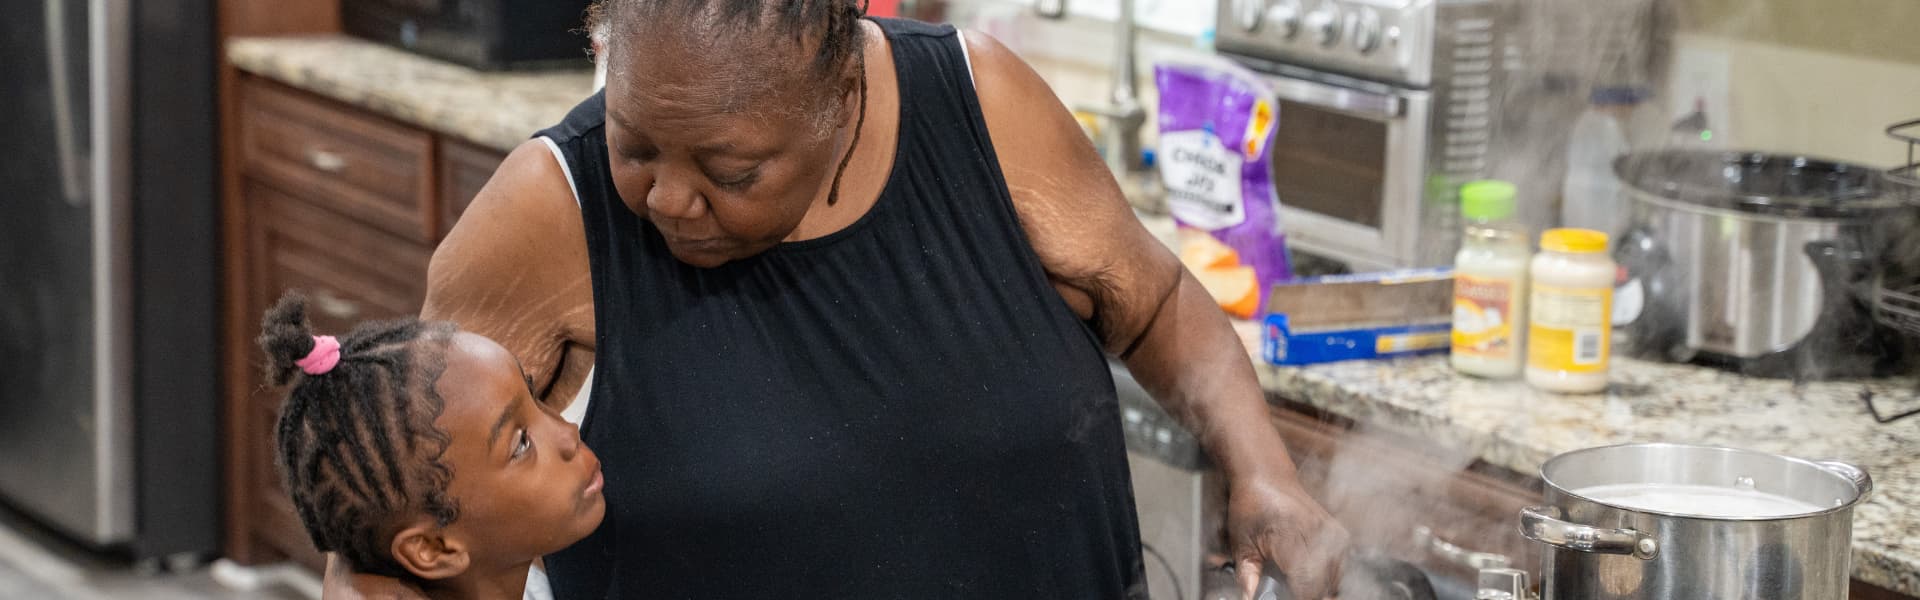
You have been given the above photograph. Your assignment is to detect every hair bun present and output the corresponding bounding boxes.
[258,292,319,386]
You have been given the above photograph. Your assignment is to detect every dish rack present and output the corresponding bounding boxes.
[1876,118,1920,338]
[1870,119,1920,423]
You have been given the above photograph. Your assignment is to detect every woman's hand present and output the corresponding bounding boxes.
[1227,473,1351,600]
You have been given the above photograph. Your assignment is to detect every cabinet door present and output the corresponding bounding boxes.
[237,178,431,567]
[1269,406,1544,583]
[437,139,506,240]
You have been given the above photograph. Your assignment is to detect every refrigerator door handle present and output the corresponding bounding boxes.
[90,0,136,542]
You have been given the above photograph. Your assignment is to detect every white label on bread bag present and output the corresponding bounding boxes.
[1160,130,1246,230]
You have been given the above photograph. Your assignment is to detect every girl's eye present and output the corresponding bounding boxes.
[511,429,532,460]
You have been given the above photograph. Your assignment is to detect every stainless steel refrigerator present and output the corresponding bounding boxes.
[0,0,221,560]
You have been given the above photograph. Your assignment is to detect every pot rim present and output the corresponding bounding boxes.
[1539,442,1873,522]
[1613,150,1917,220]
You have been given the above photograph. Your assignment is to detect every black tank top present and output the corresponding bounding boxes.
[537,19,1143,599]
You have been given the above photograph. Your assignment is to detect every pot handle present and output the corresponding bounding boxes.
[1817,460,1875,499]
[1413,526,1511,569]
[1519,506,1659,560]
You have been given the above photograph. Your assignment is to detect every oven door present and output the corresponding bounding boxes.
[1261,72,1431,270]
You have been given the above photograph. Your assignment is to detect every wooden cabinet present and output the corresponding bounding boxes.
[221,76,505,567]
[1266,404,1543,584]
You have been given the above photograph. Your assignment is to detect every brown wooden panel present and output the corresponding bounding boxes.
[241,79,437,243]
[232,178,431,565]
[219,0,339,38]
[1269,405,1544,582]
[1852,579,1920,600]
[437,139,507,240]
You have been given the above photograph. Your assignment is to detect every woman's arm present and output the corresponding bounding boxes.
[964,33,1350,599]
[422,139,597,406]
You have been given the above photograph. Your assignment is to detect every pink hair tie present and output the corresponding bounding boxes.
[296,335,342,375]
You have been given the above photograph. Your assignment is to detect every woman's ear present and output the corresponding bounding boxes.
[391,523,471,581]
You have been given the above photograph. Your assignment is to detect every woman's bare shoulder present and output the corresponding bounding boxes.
[424,139,596,377]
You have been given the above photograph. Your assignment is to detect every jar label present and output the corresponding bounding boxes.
[1529,284,1612,373]
[1453,274,1518,359]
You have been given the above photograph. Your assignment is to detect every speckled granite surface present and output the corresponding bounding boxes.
[228,36,596,153]
[1238,318,1920,595]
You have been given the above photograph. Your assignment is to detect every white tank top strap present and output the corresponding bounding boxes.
[537,135,583,208]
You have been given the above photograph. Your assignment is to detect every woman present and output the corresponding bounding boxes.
[335,1,1348,598]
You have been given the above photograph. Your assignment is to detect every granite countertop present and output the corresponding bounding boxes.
[228,35,597,153]
[228,33,1918,596]
[1243,323,1920,595]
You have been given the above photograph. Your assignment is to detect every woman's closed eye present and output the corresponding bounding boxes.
[708,169,759,190]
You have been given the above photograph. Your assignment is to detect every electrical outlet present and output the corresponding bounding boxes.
[1667,42,1733,145]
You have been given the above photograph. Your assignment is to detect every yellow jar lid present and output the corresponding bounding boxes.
[1540,228,1609,253]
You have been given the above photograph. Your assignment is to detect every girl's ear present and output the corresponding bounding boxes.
[390,521,471,581]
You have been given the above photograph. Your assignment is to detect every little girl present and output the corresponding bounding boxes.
[260,292,605,600]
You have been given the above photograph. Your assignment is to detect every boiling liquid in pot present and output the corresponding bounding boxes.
[1575,483,1828,518]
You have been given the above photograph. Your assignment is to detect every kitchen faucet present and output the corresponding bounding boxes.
[1038,0,1149,178]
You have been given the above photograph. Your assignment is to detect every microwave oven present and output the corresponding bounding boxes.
[1215,0,1515,270]
[343,0,596,71]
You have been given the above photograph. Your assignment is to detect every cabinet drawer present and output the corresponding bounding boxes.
[248,179,430,334]
[438,139,506,240]
[241,79,436,242]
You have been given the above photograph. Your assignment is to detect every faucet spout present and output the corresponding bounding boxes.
[1104,0,1146,175]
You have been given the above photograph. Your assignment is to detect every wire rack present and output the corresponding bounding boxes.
[1880,283,1920,333]
[1890,118,1920,192]
[1878,119,1920,338]
[1870,120,1920,422]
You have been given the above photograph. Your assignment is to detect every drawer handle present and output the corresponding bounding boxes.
[1413,525,1511,569]
[312,290,362,321]
[306,148,347,173]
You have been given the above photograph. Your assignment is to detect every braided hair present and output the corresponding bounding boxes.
[590,0,867,83]
[259,292,460,579]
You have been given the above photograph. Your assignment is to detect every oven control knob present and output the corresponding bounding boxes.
[1266,0,1303,39]
[1233,0,1266,32]
[1350,8,1383,53]
[1307,8,1342,47]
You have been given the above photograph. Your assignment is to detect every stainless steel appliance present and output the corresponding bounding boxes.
[1612,150,1915,379]
[1506,443,1871,600]
[0,0,220,560]
[343,0,596,70]
[1214,0,1515,270]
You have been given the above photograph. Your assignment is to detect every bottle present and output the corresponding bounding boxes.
[1527,229,1616,394]
[1668,97,1715,148]
[1451,180,1530,378]
[1561,87,1643,240]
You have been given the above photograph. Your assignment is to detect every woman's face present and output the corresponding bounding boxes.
[604,34,847,268]
[433,332,605,565]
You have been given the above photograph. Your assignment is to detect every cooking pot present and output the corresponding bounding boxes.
[1612,150,1916,379]
[1518,443,1872,600]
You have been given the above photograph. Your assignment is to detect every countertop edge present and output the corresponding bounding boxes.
[227,36,595,155]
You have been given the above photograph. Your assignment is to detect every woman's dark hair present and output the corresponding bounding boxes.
[259,292,460,579]
[589,0,868,84]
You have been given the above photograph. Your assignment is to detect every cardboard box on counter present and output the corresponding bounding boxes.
[1262,268,1455,366]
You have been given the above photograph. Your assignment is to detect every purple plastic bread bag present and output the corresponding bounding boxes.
[1155,58,1294,305]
